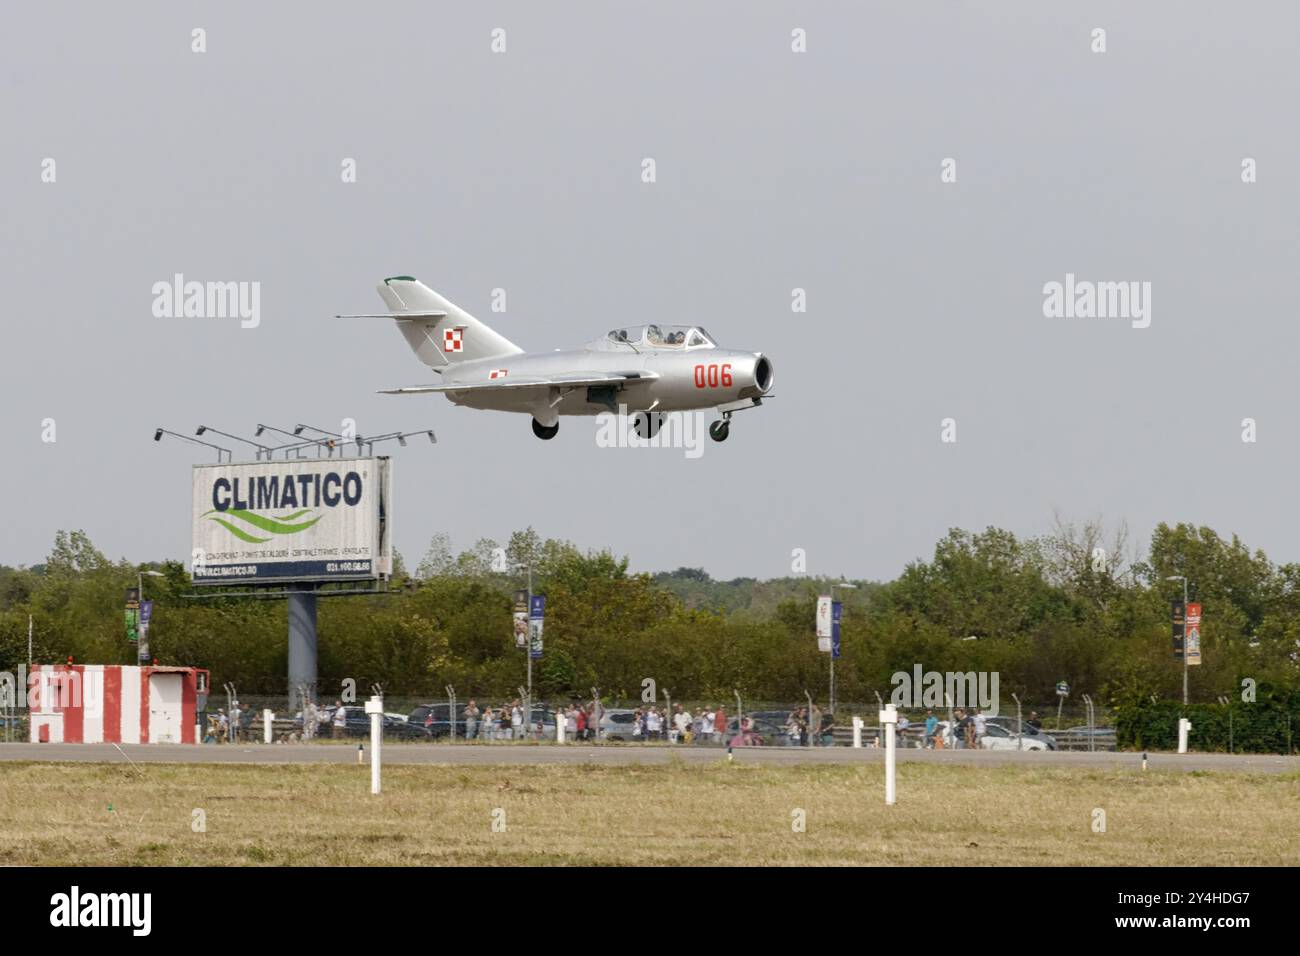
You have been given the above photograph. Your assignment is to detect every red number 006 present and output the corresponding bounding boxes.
[693,363,732,388]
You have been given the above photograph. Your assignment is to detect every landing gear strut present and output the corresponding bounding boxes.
[532,419,559,440]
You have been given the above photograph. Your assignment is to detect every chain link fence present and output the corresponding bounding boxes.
[189,685,1127,752]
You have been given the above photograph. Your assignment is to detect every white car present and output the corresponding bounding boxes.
[597,708,638,741]
[978,722,1049,750]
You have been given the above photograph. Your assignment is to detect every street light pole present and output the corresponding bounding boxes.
[510,560,534,730]
[138,570,163,602]
[138,569,163,666]
[1168,575,1189,706]
[527,562,533,723]
[1182,577,1188,706]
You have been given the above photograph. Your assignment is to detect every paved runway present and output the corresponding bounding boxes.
[0,741,1294,773]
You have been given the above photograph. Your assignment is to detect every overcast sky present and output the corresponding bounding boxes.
[3,2,1299,581]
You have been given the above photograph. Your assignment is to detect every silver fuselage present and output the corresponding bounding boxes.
[440,345,772,417]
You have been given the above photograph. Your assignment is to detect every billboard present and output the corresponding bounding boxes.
[192,457,392,585]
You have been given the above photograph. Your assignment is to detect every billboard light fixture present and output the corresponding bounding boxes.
[153,427,232,462]
[195,425,275,460]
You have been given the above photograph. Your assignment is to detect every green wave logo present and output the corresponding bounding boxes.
[203,509,322,544]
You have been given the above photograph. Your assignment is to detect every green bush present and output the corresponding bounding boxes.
[1115,696,1298,753]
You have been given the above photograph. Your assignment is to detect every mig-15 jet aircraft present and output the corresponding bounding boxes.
[339,276,773,442]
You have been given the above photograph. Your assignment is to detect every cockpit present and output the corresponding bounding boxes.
[600,325,717,350]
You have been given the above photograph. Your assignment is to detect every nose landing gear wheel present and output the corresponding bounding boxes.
[531,419,559,440]
[633,412,663,439]
[709,420,730,442]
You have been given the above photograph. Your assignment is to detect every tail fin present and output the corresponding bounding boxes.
[375,277,522,370]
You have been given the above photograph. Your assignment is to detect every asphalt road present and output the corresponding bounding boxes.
[0,742,1294,773]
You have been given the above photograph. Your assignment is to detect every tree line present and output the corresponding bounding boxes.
[2,520,1297,723]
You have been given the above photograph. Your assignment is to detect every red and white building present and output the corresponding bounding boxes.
[27,664,209,745]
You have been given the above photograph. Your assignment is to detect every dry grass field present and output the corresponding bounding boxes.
[2,758,1297,866]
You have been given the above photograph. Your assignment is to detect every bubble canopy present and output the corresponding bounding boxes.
[597,325,716,350]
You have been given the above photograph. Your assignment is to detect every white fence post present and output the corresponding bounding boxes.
[263,709,273,744]
[366,695,384,794]
[1177,717,1191,754]
[879,703,898,805]
[852,716,863,749]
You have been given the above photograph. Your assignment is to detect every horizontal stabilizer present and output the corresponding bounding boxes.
[336,311,447,320]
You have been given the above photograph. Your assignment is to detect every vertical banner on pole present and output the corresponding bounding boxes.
[513,589,529,649]
[124,587,140,644]
[816,594,832,652]
[529,594,545,660]
[1185,602,1202,666]
[831,600,842,660]
[138,600,153,665]
[1171,600,1185,657]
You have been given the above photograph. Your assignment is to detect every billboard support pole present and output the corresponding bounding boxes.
[288,586,318,713]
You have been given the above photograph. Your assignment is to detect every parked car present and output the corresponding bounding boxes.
[978,722,1050,751]
[984,715,1058,749]
[404,703,468,739]
[316,705,405,738]
[723,716,790,746]
[597,708,639,741]
[535,707,558,740]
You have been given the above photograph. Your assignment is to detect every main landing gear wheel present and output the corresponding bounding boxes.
[709,420,730,442]
[531,419,559,440]
[633,412,663,439]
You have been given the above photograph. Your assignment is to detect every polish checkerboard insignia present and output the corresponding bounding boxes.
[489,368,508,380]
[444,327,464,353]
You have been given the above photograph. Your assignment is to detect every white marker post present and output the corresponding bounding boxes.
[852,716,863,749]
[879,703,898,805]
[366,695,384,794]
[1177,717,1191,755]
[263,709,274,745]
[556,712,566,744]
